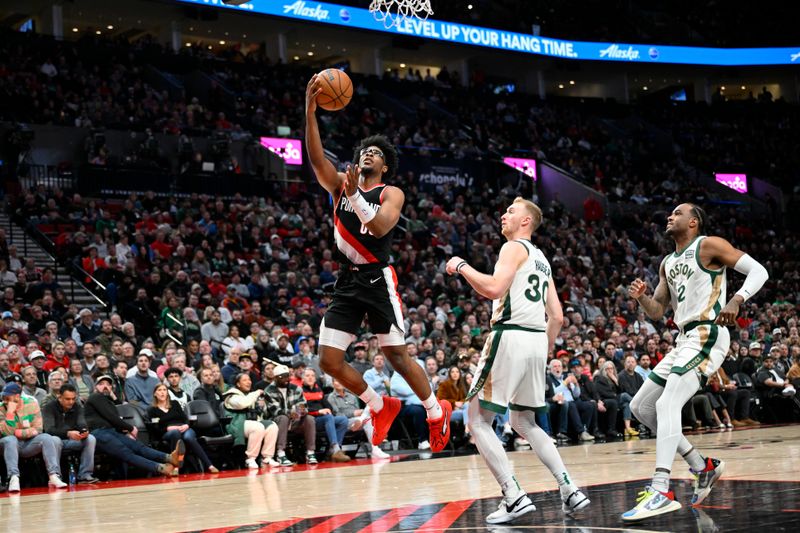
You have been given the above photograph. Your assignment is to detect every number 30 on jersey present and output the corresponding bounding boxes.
[525,274,548,303]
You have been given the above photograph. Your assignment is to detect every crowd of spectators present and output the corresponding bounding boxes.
[0,29,799,491]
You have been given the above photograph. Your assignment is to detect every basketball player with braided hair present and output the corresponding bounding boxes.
[304,75,452,454]
[622,203,768,521]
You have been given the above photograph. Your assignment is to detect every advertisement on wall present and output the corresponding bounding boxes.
[502,157,537,180]
[714,173,748,194]
[176,0,800,66]
[260,137,303,166]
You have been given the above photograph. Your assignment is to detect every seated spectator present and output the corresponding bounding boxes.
[263,364,317,466]
[681,392,716,430]
[254,359,276,390]
[617,355,644,436]
[164,367,190,409]
[92,354,113,379]
[593,361,624,439]
[221,346,242,385]
[289,360,306,388]
[389,359,430,450]
[756,352,797,423]
[546,359,595,442]
[326,378,388,459]
[363,353,392,396]
[28,350,49,389]
[425,356,442,393]
[715,368,758,427]
[73,308,100,346]
[111,360,128,404]
[148,383,218,473]
[172,353,200,396]
[0,351,17,385]
[41,370,67,407]
[350,344,372,375]
[436,366,468,437]
[42,383,99,483]
[635,354,652,379]
[567,359,599,437]
[200,308,228,353]
[221,325,252,356]
[267,333,294,366]
[0,382,67,491]
[67,358,94,402]
[237,353,259,385]
[703,374,734,429]
[124,352,160,412]
[21,366,47,405]
[86,375,183,477]
[302,368,350,463]
[193,367,225,417]
[222,373,279,469]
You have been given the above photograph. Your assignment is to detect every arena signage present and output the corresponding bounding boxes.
[260,137,303,165]
[176,0,800,66]
[714,173,748,194]
[502,157,537,180]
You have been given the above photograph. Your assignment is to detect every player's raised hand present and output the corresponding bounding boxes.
[305,74,322,115]
[446,256,465,275]
[628,278,647,300]
[344,164,360,196]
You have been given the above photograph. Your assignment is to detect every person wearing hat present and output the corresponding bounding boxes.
[748,341,763,359]
[267,333,294,366]
[289,359,307,388]
[755,351,796,423]
[0,382,68,491]
[222,284,249,313]
[350,344,372,376]
[263,364,317,466]
[42,383,99,484]
[28,349,50,389]
[73,308,100,347]
[86,375,183,477]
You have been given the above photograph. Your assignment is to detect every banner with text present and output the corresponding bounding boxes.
[175,0,800,66]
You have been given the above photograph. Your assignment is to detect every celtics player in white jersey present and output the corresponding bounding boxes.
[446,197,589,525]
[622,203,768,522]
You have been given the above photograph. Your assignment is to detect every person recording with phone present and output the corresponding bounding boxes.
[42,383,99,483]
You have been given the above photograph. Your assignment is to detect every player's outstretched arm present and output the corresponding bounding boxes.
[305,74,344,196]
[343,164,403,239]
[629,261,670,320]
[701,236,768,326]
[445,242,526,300]
[544,278,564,354]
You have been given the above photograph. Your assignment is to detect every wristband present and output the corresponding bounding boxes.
[347,191,377,224]
[456,261,467,274]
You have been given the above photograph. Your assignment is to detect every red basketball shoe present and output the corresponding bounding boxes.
[371,396,401,446]
[427,400,452,452]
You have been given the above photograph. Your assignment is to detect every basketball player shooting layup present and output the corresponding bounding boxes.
[622,203,768,522]
[304,74,452,453]
[446,198,589,525]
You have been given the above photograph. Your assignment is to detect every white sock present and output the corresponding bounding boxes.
[652,469,670,493]
[331,443,341,453]
[501,476,524,501]
[306,450,315,455]
[422,393,443,420]
[277,450,286,457]
[468,399,517,498]
[654,373,701,486]
[682,446,707,472]
[359,386,384,413]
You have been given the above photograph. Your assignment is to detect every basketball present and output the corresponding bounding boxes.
[316,68,353,111]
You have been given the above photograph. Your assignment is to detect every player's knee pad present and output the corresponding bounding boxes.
[319,319,356,351]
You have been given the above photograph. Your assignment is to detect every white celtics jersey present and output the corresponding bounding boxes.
[490,240,549,330]
[663,236,727,328]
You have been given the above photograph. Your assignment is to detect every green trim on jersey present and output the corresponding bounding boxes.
[649,372,667,387]
[694,237,724,276]
[673,235,701,257]
[671,325,719,375]
[492,324,545,333]
[479,399,509,414]
[466,331,503,402]
[514,239,531,257]
[498,292,512,323]
[508,402,548,414]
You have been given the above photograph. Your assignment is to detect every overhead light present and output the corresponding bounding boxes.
[311,43,315,48]
[643,86,648,91]
[721,86,726,91]
[95,30,101,35]
[558,84,564,89]
[107,25,114,30]
[293,55,300,61]
[569,80,575,85]
[72,27,79,33]
[189,26,194,31]
[741,85,746,90]
[219,40,226,45]
[468,4,473,9]
[208,45,212,49]
[400,63,406,68]
[242,34,247,38]
[185,42,191,47]
[342,48,347,52]
[224,32,229,36]
[307,51,314,56]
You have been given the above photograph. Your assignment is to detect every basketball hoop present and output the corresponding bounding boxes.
[369,0,434,29]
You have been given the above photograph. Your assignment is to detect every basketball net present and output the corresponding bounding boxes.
[369,0,434,29]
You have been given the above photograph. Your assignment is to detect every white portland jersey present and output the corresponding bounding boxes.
[663,236,727,329]
[490,240,550,330]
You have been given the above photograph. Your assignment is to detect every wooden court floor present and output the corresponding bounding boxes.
[2,425,799,532]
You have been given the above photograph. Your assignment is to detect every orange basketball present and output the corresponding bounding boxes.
[316,68,353,111]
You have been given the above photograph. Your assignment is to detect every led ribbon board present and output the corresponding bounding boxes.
[260,137,303,165]
[176,0,800,66]
[503,157,536,180]
[714,173,748,194]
